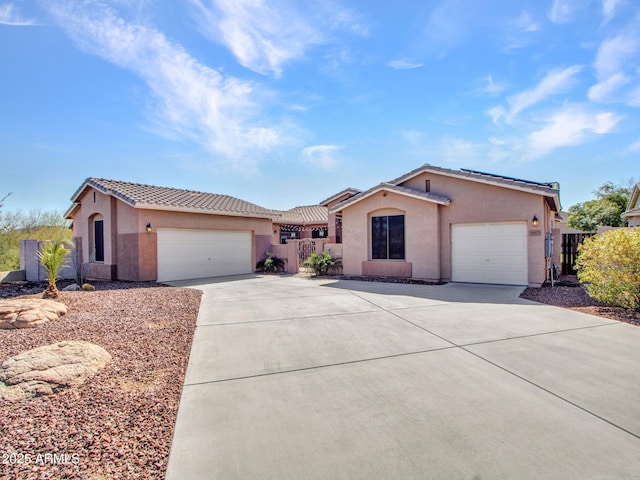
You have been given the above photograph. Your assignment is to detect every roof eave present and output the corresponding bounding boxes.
[135,203,275,219]
[330,184,451,213]
[393,164,560,199]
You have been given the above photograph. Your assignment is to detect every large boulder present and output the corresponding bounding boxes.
[0,341,111,401]
[0,299,67,329]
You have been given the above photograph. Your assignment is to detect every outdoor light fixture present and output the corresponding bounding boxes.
[532,215,539,227]
[146,223,152,233]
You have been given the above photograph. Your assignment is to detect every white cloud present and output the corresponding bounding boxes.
[486,106,506,126]
[302,144,343,171]
[189,0,367,77]
[588,73,631,102]
[46,1,287,166]
[441,138,477,163]
[602,0,622,23]
[482,75,507,96]
[515,10,539,33]
[548,0,579,24]
[0,3,35,25]
[506,65,583,121]
[526,106,621,159]
[387,59,423,70]
[594,34,639,80]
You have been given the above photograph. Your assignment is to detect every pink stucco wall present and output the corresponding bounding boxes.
[71,187,273,281]
[340,171,558,286]
[341,191,441,281]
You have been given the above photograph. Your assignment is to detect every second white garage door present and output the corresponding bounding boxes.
[451,222,528,285]
[157,228,252,282]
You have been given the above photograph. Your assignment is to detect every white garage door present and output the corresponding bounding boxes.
[451,222,528,285]
[157,228,252,282]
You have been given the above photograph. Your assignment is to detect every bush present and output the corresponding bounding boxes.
[302,251,342,276]
[576,228,640,311]
[256,252,286,273]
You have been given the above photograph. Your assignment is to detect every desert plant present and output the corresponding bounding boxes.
[38,240,71,299]
[576,228,640,311]
[302,251,342,276]
[256,252,286,273]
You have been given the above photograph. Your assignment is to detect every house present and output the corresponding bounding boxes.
[330,164,561,287]
[319,188,362,243]
[622,183,640,227]
[65,178,276,282]
[272,205,330,244]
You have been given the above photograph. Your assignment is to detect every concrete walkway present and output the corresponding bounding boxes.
[166,275,640,479]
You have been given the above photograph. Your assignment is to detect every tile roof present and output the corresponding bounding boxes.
[331,183,451,213]
[319,188,362,206]
[391,164,560,194]
[67,178,276,219]
[274,205,329,225]
[389,163,561,211]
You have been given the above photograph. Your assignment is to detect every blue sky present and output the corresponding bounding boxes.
[1,0,638,215]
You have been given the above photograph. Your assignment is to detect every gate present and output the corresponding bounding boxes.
[561,233,593,275]
[298,239,316,265]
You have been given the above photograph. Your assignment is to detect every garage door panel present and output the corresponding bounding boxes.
[452,223,527,285]
[157,229,252,282]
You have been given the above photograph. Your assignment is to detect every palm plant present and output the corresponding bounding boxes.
[302,251,342,276]
[38,241,70,299]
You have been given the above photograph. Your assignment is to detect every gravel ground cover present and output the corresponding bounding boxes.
[520,278,640,326]
[0,281,202,480]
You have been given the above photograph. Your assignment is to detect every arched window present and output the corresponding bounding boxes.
[89,214,104,262]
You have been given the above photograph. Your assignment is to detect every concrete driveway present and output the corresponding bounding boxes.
[165,275,640,479]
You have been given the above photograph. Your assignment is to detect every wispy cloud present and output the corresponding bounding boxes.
[481,75,507,96]
[526,105,621,159]
[594,34,639,80]
[189,0,367,77]
[548,0,580,24]
[602,0,623,23]
[46,1,288,167]
[0,3,35,25]
[589,33,639,103]
[301,144,343,171]
[387,59,423,70]
[588,73,631,102]
[492,65,583,123]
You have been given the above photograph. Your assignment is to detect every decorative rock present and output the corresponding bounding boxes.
[0,341,111,401]
[0,299,67,329]
[63,284,81,291]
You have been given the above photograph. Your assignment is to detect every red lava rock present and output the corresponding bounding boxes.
[0,281,202,479]
[520,283,640,326]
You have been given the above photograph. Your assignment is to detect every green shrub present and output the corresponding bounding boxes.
[302,251,342,276]
[256,252,286,273]
[576,228,640,311]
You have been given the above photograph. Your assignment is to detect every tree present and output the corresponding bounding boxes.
[38,241,71,299]
[0,209,72,271]
[576,228,640,311]
[567,181,632,231]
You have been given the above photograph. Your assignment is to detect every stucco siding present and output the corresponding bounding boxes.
[71,189,273,281]
[341,191,440,280]
[400,172,549,286]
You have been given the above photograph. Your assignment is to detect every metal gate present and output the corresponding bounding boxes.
[298,239,316,265]
[561,233,593,275]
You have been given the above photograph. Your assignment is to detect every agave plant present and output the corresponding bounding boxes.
[38,240,70,299]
